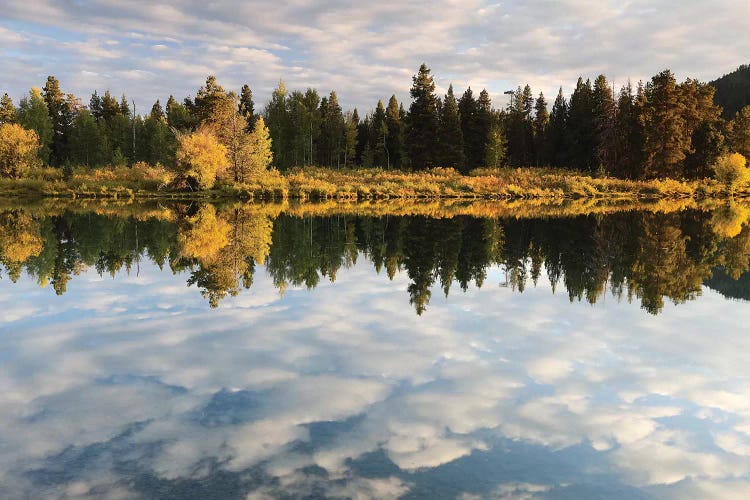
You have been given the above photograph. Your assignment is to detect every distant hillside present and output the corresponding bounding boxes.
[705,267,750,302]
[711,64,750,119]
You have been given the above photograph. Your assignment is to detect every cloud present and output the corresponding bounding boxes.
[1,1,748,111]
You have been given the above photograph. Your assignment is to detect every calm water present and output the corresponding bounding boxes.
[2,203,750,499]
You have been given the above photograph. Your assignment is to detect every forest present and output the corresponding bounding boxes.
[1,63,750,194]
[2,203,750,315]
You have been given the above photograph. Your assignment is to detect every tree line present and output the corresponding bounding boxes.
[1,63,749,181]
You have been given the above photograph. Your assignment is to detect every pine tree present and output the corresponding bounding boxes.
[385,95,404,169]
[265,80,291,169]
[42,76,68,165]
[439,84,464,170]
[641,70,689,177]
[166,95,193,130]
[532,92,549,166]
[547,88,568,168]
[406,64,439,170]
[119,95,131,117]
[477,89,493,167]
[613,82,644,178]
[459,87,480,169]
[101,90,120,122]
[728,106,750,158]
[151,99,166,122]
[0,94,16,124]
[370,100,388,167]
[89,91,103,121]
[320,91,344,168]
[485,122,507,168]
[567,77,596,171]
[239,84,256,131]
[592,75,616,172]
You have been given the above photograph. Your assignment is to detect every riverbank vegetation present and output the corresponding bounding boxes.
[1,64,750,199]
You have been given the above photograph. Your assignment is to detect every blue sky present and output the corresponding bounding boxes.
[1,1,749,117]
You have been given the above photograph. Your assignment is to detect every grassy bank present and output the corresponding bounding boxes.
[0,164,745,201]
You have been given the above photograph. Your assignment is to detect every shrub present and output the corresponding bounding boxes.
[0,123,40,178]
[713,152,750,195]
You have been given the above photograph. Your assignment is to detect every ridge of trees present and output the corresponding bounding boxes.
[1,63,749,183]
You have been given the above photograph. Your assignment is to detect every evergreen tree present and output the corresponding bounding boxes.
[592,75,616,172]
[101,90,120,122]
[532,92,549,166]
[547,88,568,167]
[343,111,358,167]
[728,106,750,158]
[265,80,291,169]
[477,89,493,167]
[166,95,193,130]
[406,64,439,170]
[89,91,103,121]
[485,122,507,168]
[150,99,166,122]
[612,82,645,178]
[641,70,689,177]
[239,84,256,131]
[567,77,596,171]
[459,87,480,169]
[42,75,69,165]
[119,95,131,117]
[0,94,16,124]
[69,109,105,167]
[385,95,404,169]
[438,84,464,170]
[319,91,345,168]
[370,100,388,167]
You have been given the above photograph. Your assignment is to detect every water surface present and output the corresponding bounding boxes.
[1,202,750,499]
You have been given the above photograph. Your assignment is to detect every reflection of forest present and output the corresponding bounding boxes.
[1,204,750,315]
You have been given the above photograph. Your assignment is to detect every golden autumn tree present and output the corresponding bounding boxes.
[713,152,749,195]
[0,210,44,282]
[174,128,228,189]
[0,123,40,178]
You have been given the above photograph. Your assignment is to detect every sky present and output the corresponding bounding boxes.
[3,248,750,497]
[1,0,749,115]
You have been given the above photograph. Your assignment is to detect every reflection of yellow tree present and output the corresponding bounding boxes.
[178,205,231,263]
[710,202,750,238]
[180,205,273,307]
[630,215,712,314]
[0,211,43,281]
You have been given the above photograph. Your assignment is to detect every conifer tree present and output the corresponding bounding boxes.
[370,100,388,167]
[459,87,480,169]
[89,91,103,121]
[567,77,596,171]
[119,95,131,117]
[532,92,549,166]
[591,75,616,172]
[406,64,439,170]
[385,95,404,169]
[729,106,750,158]
[150,99,166,122]
[439,84,464,170]
[641,70,689,177]
[0,94,16,124]
[265,80,291,169]
[101,90,120,122]
[547,88,568,168]
[43,75,68,165]
[239,84,256,131]
[166,95,193,130]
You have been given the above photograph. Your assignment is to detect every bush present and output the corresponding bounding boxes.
[0,123,40,178]
[713,152,750,194]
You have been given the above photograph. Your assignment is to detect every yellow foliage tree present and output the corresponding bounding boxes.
[178,205,231,263]
[0,123,40,178]
[245,117,273,179]
[713,152,750,195]
[710,202,750,238]
[175,128,228,189]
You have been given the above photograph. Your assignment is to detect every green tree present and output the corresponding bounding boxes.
[42,75,69,165]
[69,109,106,167]
[729,106,750,158]
[369,100,388,167]
[0,94,16,124]
[101,90,121,122]
[385,95,404,169]
[265,80,292,169]
[567,77,596,171]
[438,84,464,169]
[641,70,689,177]
[547,88,568,168]
[239,84,256,131]
[592,74,616,172]
[532,92,549,166]
[485,122,507,168]
[17,88,53,164]
[166,95,193,130]
[406,64,440,170]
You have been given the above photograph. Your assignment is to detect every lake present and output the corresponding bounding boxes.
[1,201,750,499]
